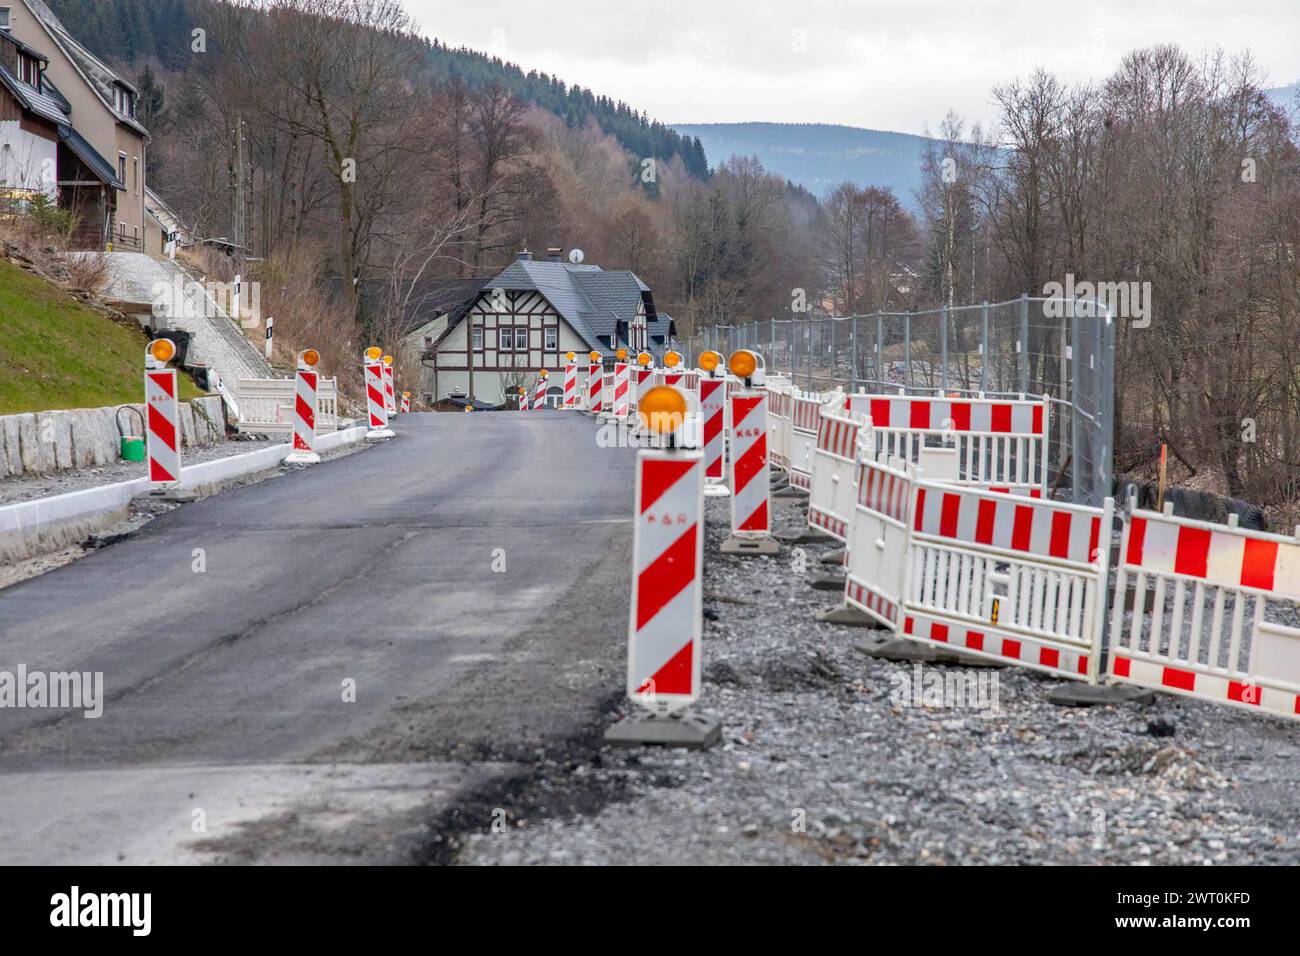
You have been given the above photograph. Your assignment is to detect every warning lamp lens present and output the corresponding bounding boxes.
[699,350,720,372]
[637,352,652,367]
[588,351,601,363]
[729,349,757,378]
[664,351,681,368]
[365,346,383,361]
[148,338,176,363]
[539,369,549,379]
[638,386,687,435]
[566,351,575,361]
[616,348,627,360]
[301,348,320,367]
[403,391,411,398]
[382,354,394,366]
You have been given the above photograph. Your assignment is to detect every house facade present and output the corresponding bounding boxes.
[405,249,674,407]
[5,0,149,251]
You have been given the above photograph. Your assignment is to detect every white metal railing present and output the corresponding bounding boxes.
[235,377,339,433]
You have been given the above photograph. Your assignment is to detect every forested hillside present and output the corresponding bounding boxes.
[43,0,709,178]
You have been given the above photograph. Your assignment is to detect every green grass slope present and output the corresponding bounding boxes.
[0,258,201,415]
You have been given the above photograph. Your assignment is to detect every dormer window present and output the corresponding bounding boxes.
[16,52,37,87]
[113,85,135,118]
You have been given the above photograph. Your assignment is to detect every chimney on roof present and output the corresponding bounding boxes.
[517,248,533,261]
[547,247,563,262]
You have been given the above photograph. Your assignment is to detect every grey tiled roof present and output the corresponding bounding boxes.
[485,258,664,352]
[0,64,67,126]
[57,123,124,190]
[23,0,149,137]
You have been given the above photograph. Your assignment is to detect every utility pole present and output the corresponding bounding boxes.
[230,115,248,253]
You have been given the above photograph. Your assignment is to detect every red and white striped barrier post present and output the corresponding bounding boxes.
[285,347,322,465]
[698,350,729,497]
[563,351,578,408]
[364,346,393,440]
[400,391,411,414]
[533,369,549,410]
[631,352,655,441]
[612,349,631,423]
[586,350,604,414]
[723,350,778,555]
[382,354,398,417]
[605,385,720,748]
[144,338,181,490]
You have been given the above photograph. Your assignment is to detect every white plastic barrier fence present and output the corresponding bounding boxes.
[843,453,913,627]
[787,388,835,492]
[903,484,1113,681]
[1107,507,1300,719]
[237,378,339,434]
[847,392,1050,497]
[807,394,865,541]
[766,383,793,472]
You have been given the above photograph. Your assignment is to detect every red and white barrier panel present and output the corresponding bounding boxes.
[285,349,321,465]
[587,362,604,414]
[807,394,865,541]
[364,350,392,439]
[903,483,1113,681]
[382,357,398,416]
[729,390,771,537]
[144,339,181,487]
[563,363,578,408]
[613,361,631,421]
[532,371,548,410]
[626,448,705,714]
[1108,507,1300,720]
[843,456,914,628]
[848,392,1050,497]
[400,391,411,414]
[700,377,728,493]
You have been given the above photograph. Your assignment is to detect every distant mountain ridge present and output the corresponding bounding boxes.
[672,122,937,204]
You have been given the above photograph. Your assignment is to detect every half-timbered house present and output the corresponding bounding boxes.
[406,248,674,406]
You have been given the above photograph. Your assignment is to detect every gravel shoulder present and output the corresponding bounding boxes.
[454,486,1300,865]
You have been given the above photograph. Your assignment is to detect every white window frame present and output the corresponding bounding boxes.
[544,327,557,351]
[0,9,12,31]
[496,324,511,351]
[514,327,527,351]
[471,322,483,351]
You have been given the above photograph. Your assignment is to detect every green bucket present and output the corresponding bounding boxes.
[120,435,146,462]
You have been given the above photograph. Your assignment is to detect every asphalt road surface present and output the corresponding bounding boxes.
[0,411,636,864]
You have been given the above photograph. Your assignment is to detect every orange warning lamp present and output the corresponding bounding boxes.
[566,351,576,362]
[638,386,686,435]
[300,348,320,367]
[729,349,757,379]
[147,338,176,364]
[539,369,549,378]
[637,352,652,367]
[699,350,721,373]
[588,351,601,363]
[664,351,682,369]
[365,346,382,361]
[402,391,411,398]
[616,348,627,361]
[382,354,394,366]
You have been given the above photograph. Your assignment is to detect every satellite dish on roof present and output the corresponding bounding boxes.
[569,248,584,264]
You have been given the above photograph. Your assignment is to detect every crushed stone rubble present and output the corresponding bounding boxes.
[457,485,1300,865]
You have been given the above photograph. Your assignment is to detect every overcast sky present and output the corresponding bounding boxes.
[402,0,1299,135]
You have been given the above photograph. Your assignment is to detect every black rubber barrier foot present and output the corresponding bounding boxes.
[772,486,808,498]
[604,710,722,749]
[819,547,847,565]
[133,489,198,504]
[1046,684,1155,707]
[815,604,877,627]
[855,633,1003,667]
[809,573,846,591]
